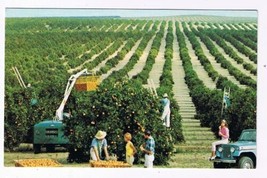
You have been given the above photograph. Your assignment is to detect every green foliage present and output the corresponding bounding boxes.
[157,21,183,143]
[4,77,66,150]
[207,88,256,141]
[231,30,257,52]
[64,79,181,165]
[216,29,257,64]
[201,29,257,75]
[4,88,33,150]
[96,38,138,75]
[194,26,256,89]
[133,21,166,83]
[4,17,257,156]
[223,88,256,141]
[184,23,219,81]
[175,21,256,140]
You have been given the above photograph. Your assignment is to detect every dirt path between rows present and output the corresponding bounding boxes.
[146,21,168,88]
[100,38,143,81]
[209,39,257,81]
[195,35,247,89]
[141,22,148,31]
[114,23,124,32]
[92,41,127,73]
[224,41,257,67]
[67,42,114,73]
[182,26,217,89]
[171,21,215,168]
[127,22,162,78]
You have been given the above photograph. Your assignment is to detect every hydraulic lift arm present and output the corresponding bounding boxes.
[55,69,90,121]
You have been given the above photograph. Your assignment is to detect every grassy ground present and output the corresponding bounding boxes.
[168,152,213,168]
[4,144,213,168]
[4,151,213,168]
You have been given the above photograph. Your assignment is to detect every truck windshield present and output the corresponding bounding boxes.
[239,130,256,142]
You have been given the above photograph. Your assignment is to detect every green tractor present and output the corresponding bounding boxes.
[32,69,99,153]
[33,120,69,153]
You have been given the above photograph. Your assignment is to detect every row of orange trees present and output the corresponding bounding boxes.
[183,23,257,89]
[64,20,184,165]
[176,21,256,141]
[5,18,185,165]
[133,21,166,83]
[215,29,257,64]
[202,29,256,75]
[5,17,257,164]
[5,18,145,150]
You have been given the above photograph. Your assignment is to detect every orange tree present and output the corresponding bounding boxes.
[64,79,183,165]
[4,77,66,150]
[176,21,256,142]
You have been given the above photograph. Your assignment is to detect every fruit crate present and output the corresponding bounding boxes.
[90,160,131,168]
[15,158,62,167]
[75,75,100,91]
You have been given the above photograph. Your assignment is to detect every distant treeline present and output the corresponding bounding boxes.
[6,16,121,19]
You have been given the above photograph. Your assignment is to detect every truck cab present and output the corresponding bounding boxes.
[33,120,69,153]
[213,129,256,168]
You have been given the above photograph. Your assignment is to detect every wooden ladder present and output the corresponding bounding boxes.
[147,79,158,98]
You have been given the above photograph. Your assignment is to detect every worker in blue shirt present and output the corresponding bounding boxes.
[140,130,155,168]
[160,93,171,127]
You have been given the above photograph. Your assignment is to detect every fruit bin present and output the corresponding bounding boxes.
[75,75,100,91]
[14,158,62,167]
[90,160,131,168]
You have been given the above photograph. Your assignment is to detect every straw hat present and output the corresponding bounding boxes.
[163,93,168,98]
[95,130,107,139]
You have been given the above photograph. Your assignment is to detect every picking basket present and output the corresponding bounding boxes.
[75,75,100,91]
[15,158,62,167]
[90,160,131,168]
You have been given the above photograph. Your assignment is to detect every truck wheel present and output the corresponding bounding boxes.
[238,156,254,169]
[33,144,41,154]
[213,162,226,168]
[46,145,55,152]
[67,156,74,163]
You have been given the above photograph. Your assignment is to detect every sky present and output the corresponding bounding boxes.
[6,9,257,18]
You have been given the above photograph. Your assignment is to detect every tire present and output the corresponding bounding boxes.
[33,144,41,154]
[238,156,254,169]
[46,145,55,152]
[67,157,74,163]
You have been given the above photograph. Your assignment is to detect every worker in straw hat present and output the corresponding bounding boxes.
[160,93,171,127]
[90,130,110,161]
